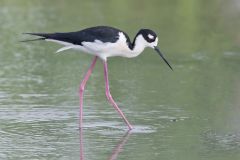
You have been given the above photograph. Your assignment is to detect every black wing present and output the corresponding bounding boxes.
[24,26,123,45]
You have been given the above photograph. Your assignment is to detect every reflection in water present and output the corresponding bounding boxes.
[108,131,131,160]
[79,128,131,160]
[79,128,84,160]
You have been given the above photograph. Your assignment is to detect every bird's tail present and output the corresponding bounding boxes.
[20,37,46,42]
[20,33,49,42]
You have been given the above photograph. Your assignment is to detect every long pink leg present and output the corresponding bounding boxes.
[79,56,98,128]
[103,60,133,130]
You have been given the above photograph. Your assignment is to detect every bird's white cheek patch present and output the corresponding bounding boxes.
[148,34,154,39]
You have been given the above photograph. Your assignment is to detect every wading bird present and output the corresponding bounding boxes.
[22,26,173,130]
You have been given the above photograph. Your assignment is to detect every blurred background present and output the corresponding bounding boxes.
[0,0,240,159]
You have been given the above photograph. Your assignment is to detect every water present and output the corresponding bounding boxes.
[1,0,240,159]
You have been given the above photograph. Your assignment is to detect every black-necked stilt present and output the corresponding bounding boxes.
[22,26,173,130]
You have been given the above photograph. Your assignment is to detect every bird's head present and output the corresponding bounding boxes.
[136,29,173,70]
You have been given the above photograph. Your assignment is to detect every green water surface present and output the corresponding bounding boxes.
[0,0,240,160]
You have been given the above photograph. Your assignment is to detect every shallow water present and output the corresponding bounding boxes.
[1,0,240,159]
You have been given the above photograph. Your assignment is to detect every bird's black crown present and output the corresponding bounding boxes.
[137,29,157,43]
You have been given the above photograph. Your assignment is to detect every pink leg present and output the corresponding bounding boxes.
[103,60,133,130]
[79,56,98,128]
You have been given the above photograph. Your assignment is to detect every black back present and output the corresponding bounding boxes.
[26,26,132,46]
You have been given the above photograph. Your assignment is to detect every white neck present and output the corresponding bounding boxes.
[125,35,147,58]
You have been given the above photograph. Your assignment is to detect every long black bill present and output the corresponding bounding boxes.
[154,46,173,70]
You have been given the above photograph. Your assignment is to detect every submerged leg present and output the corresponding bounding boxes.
[79,56,98,128]
[103,60,133,130]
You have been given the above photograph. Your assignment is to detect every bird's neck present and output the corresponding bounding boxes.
[127,35,146,58]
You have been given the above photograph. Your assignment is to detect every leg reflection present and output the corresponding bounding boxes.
[79,127,84,160]
[108,131,131,160]
[79,129,131,160]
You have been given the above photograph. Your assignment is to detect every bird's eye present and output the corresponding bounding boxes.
[146,34,156,43]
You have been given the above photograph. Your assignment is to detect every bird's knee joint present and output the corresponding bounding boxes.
[79,85,85,92]
[105,92,112,100]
